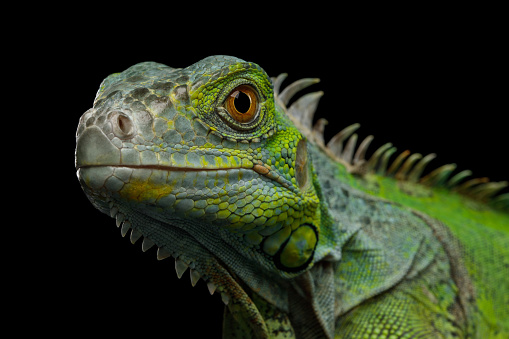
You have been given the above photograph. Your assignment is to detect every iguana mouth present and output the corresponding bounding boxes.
[78,164,237,171]
[75,126,259,173]
[75,125,296,191]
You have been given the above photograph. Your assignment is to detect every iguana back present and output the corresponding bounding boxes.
[305,125,509,338]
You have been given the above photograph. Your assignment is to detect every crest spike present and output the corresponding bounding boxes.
[366,143,393,172]
[342,133,358,164]
[312,118,328,145]
[455,177,490,193]
[272,73,288,96]
[130,229,143,244]
[395,153,422,181]
[142,237,155,252]
[420,164,457,187]
[157,247,172,260]
[326,123,360,157]
[353,135,374,165]
[387,150,411,176]
[279,78,320,106]
[377,147,398,176]
[288,91,324,130]
[121,221,131,237]
[447,170,473,188]
[407,153,437,183]
[490,193,509,211]
[469,181,509,201]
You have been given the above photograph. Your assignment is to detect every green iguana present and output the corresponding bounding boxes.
[75,55,509,338]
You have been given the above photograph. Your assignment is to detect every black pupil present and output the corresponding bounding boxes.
[233,91,251,114]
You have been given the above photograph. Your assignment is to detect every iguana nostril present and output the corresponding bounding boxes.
[112,113,134,139]
[118,115,132,134]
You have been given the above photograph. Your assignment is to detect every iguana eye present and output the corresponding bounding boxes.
[225,85,258,123]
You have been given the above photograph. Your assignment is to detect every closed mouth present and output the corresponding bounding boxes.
[77,164,235,172]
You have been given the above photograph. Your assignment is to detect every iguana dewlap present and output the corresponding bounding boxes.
[76,56,509,338]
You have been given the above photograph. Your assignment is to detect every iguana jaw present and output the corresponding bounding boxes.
[75,124,258,298]
[78,163,289,338]
[76,126,298,330]
[76,165,255,313]
[100,194,281,338]
[75,123,281,288]
[76,111,322,279]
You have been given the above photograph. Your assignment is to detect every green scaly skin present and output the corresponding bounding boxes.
[76,56,509,338]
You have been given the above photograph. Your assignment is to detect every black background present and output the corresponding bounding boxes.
[38,11,507,338]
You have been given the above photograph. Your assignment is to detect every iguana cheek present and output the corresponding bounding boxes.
[262,223,318,272]
[279,224,317,269]
[262,226,292,256]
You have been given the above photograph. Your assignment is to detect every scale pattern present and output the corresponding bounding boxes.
[76,55,509,338]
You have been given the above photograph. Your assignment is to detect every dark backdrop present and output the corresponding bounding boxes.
[52,17,505,338]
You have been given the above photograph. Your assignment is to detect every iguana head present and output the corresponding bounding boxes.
[76,56,331,329]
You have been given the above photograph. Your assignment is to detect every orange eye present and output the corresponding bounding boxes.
[225,85,258,123]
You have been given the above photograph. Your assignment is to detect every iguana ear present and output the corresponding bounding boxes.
[266,139,318,272]
[295,139,312,191]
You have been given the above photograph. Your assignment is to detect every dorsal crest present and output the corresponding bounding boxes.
[272,73,508,212]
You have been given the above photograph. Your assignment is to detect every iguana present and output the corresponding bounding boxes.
[75,55,509,338]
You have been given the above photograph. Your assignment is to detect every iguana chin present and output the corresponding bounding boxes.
[75,55,509,338]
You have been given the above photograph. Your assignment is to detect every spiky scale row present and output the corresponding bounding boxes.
[353,135,374,166]
[387,150,411,176]
[107,199,226,302]
[491,193,509,210]
[377,147,397,176]
[312,118,327,145]
[275,74,508,211]
[420,164,457,186]
[157,247,172,260]
[395,153,423,181]
[471,182,508,200]
[279,78,320,107]
[366,143,394,173]
[175,259,188,279]
[327,124,360,156]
